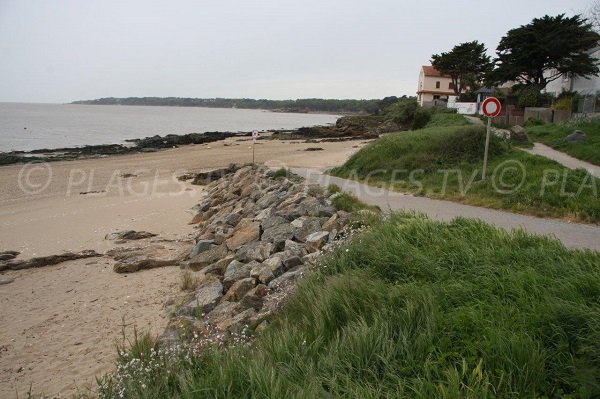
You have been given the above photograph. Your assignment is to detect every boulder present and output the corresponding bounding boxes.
[189,240,214,258]
[322,214,340,232]
[223,212,242,227]
[566,130,587,142]
[261,223,295,251]
[284,240,305,258]
[509,125,529,142]
[206,301,240,325]
[177,278,223,317]
[223,260,255,290]
[305,231,330,253]
[282,256,303,270]
[240,284,268,311]
[254,207,274,222]
[225,222,260,251]
[260,216,287,230]
[291,216,322,242]
[268,268,305,290]
[216,308,257,333]
[250,256,284,284]
[222,277,257,302]
[296,197,322,217]
[236,242,273,263]
[189,245,229,271]
[256,193,280,209]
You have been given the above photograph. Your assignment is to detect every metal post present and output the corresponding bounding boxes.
[482,116,491,180]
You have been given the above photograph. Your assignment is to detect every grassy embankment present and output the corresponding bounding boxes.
[331,114,600,224]
[98,212,600,398]
[525,118,600,166]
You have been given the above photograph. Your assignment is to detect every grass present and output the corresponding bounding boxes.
[327,184,380,213]
[97,213,600,398]
[526,117,600,166]
[330,125,600,224]
[424,112,469,128]
[273,167,290,178]
[180,270,198,291]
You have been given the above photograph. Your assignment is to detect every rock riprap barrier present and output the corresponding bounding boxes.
[162,164,354,344]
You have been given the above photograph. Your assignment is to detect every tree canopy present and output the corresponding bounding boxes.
[431,41,493,96]
[490,14,600,89]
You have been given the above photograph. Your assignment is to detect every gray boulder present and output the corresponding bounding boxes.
[189,245,229,271]
[250,256,284,284]
[178,279,223,317]
[236,241,273,263]
[566,130,587,142]
[189,240,215,258]
[261,223,295,251]
[305,231,330,253]
[223,260,256,290]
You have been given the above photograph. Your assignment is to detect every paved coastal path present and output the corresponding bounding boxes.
[293,168,600,252]
[522,143,600,178]
[464,114,600,177]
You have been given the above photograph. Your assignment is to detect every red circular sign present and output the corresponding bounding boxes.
[482,97,501,118]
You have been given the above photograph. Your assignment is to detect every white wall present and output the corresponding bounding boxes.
[448,102,477,114]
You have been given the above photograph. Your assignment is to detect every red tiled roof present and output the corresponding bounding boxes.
[422,65,451,78]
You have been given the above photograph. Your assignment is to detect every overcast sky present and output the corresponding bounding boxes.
[0,0,592,103]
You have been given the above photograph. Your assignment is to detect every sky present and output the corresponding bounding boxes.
[0,0,593,103]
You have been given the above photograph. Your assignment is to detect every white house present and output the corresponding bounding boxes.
[416,65,456,106]
[545,46,600,96]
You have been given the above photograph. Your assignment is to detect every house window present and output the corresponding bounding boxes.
[449,82,454,90]
[436,81,440,89]
[433,95,440,100]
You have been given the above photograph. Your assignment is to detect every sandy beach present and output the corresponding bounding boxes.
[0,136,364,397]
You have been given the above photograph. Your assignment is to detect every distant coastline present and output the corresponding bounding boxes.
[71,97,377,115]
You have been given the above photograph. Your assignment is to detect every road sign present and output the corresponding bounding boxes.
[251,130,259,167]
[481,97,501,180]
[481,97,501,118]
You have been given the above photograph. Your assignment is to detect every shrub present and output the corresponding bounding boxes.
[272,168,289,178]
[382,99,419,126]
[524,117,545,127]
[327,183,342,194]
[410,108,432,130]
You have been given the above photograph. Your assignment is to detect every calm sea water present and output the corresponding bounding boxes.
[0,103,339,152]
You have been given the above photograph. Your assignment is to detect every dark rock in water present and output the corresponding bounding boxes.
[304,147,324,151]
[131,132,242,149]
[0,250,101,271]
[566,130,587,142]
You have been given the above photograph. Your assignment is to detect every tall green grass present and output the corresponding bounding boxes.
[331,125,600,223]
[526,118,600,166]
[99,213,600,398]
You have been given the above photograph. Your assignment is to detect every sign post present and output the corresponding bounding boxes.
[252,130,259,167]
[480,97,501,180]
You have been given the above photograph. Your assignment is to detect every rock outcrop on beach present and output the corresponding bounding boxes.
[0,250,101,271]
[161,164,356,345]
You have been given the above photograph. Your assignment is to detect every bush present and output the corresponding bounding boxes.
[272,168,289,178]
[516,87,552,108]
[327,183,342,194]
[410,108,432,130]
[524,117,545,127]
[382,99,419,127]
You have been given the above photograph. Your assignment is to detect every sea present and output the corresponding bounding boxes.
[0,102,340,152]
